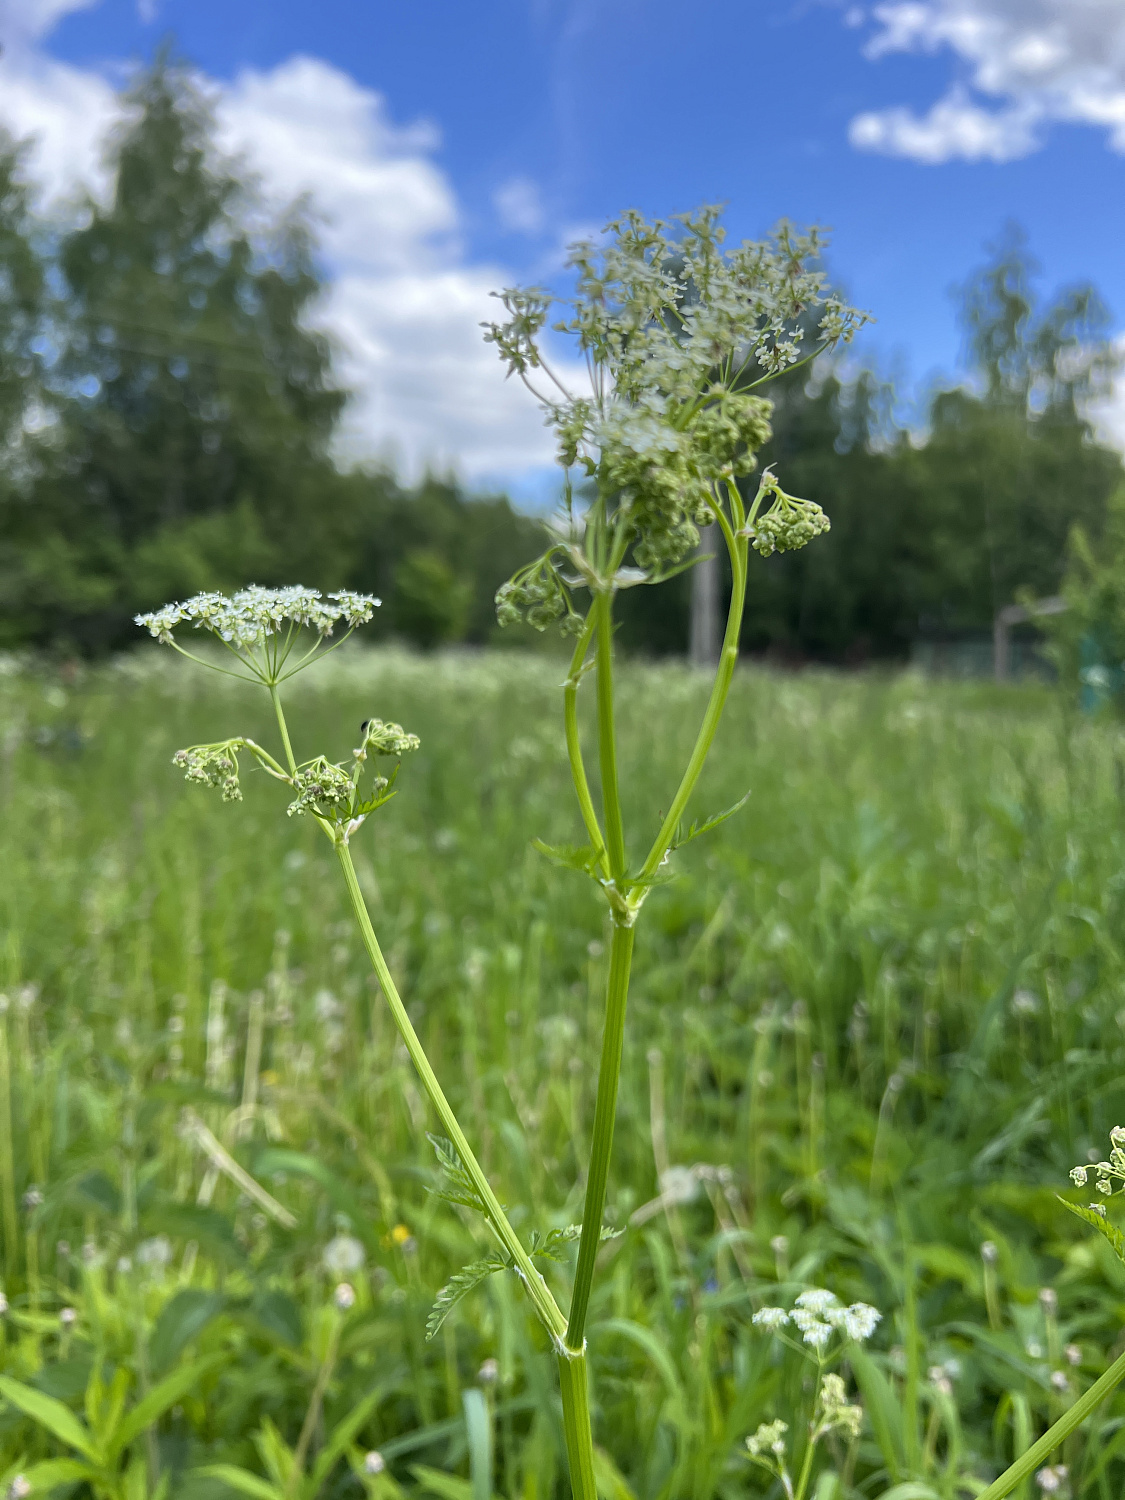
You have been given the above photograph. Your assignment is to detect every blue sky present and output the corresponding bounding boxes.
[2,0,1124,494]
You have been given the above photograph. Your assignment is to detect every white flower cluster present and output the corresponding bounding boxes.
[137,586,379,649]
[753,1288,882,1350]
[1070,1125,1125,1205]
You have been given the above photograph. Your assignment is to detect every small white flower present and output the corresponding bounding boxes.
[0,1293,8,1315]
[478,1358,499,1385]
[363,1451,386,1475]
[136,1235,172,1270]
[745,1419,788,1458]
[769,1234,789,1255]
[752,1306,790,1330]
[1035,1464,1068,1494]
[333,1282,356,1311]
[981,1241,999,1263]
[1066,1343,1082,1366]
[1039,1288,1058,1313]
[794,1288,839,1317]
[8,1475,32,1500]
[659,1165,699,1204]
[59,1307,77,1327]
[1071,1166,1088,1186]
[323,1235,365,1276]
[1050,1370,1069,1392]
[791,1309,833,1349]
[839,1302,882,1342]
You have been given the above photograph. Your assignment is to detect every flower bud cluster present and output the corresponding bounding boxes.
[137,586,379,649]
[356,719,422,759]
[288,758,358,819]
[743,471,830,557]
[172,743,244,802]
[817,1372,863,1440]
[496,553,583,635]
[745,1419,788,1459]
[1070,1126,1125,1202]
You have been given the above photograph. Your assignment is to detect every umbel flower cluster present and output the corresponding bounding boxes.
[752,1287,882,1350]
[138,589,418,845]
[484,204,866,627]
[136,586,380,683]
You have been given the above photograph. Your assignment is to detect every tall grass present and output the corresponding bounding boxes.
[2,648,1125,1496]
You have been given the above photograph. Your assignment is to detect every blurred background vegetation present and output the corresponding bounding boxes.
[1,57,1122,665]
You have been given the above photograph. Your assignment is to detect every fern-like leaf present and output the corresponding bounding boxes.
[529,1224,623,1261]
[668,790,751,853]
[426,1255,509,1340]
[531,839,603,876]
[426,1134,492,1217]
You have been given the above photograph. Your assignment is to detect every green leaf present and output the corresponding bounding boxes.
[668,790,751,853]
[109,1357,221,1458]
[410,1466,474,1500]
[426,1134,491,1218]
[530,838,602,876]
[195,1465,284,1500]
[1058,1195,1125,1261]
[592,1447,638,1500]
[426,1255,509,1340]
[149,1290,228,1373]
[248,1289,303,1348]
[462,1389,492,1500]
[17,1460,99,1493]
[149,1202,245,1264]
[68,1169,121,1217]
[848,1347,905,1481]
[0,1376,99,1461]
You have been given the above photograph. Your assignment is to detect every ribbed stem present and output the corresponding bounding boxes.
[557,1347,598,1500]
[566,922,635,1348]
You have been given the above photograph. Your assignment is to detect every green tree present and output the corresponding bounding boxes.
[1,56,347,650]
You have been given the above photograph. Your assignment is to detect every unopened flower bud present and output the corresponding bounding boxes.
[333,1282,356,1311]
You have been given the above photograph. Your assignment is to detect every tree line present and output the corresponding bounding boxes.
[0,56,1121,660]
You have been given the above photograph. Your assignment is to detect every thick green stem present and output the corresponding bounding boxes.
[974,1342,1125,1500]
[594,593,626,879]
[557,1349,598,1500]
[334,843,566,1342]
[566,921,635,1348]
[564,614,607,875]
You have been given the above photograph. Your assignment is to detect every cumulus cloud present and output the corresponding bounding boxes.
[0,29,564,483]
[850,0,1125,163]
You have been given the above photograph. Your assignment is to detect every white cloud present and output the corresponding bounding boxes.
[849,86,1039,161]
[216,57,564,479]
[0,36,565,484]
[492,175,545,235]
[851,0,1125,163]
[0,0,97,48]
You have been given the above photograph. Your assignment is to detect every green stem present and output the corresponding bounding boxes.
[564,614,607,876]
[334,843,565,1342]
[974,1343,1125,1500]
[792,1426,818,1500]
[638,519,747,886]
[270,685,298,775]
[594,593,626,880]
[566,921,635,1348]
[556,1349,598,1500]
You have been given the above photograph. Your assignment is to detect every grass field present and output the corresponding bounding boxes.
[2,647,1125,1499]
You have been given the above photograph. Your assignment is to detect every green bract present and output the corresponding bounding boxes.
[484,204,867,624]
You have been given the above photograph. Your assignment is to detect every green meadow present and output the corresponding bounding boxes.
[1,648,1124,1497]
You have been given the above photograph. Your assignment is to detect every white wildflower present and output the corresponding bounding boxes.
[752,1306,790,1331]
[363,1451,386,1475]
[839,1302,882,1342]
[8,1476,31,1500]
[333,1282,356,1311]
[323,1235,365,1276]
[478,1358,499,1385]
[1035,1465,1068,1494]
[794,1288,839,1317]
[1070,1166,1088,1186]
[136,1235,173,1270]
[791,1308,834,1349]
